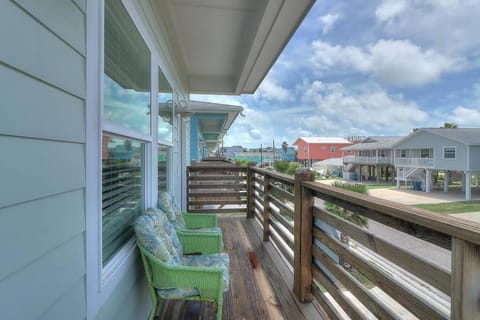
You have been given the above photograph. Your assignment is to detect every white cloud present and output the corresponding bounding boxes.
[450,106,480,127]
[255,77,292,101]
[319,12,340,35]
[298,80,428,134]
[311,39,459,87]
[375,0,480,57]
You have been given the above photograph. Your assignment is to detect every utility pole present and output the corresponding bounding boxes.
[260,144,263,167]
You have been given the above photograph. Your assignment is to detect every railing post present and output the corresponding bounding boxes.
[451,237,480,320]
[246,162,255,218]
[293,169,315,302]
[263,174,270,241]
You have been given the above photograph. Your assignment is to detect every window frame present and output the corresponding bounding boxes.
[443,146,456,159]
[85,0,180,317]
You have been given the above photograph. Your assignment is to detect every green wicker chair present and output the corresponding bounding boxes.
[135,214,229,320]
[145,208,223,254]
[158,192,220,232]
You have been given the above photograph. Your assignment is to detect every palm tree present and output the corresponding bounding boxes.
[442,122,458,128]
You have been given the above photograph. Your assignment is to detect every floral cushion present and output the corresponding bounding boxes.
[194,227,222,233]
[134,215,178,265]
[175,212,187,229]
[164,221,183,257]
[183,253,230,291]
[157,287,200,299]
[158,192,177,222]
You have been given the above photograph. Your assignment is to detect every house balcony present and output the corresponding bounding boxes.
[181,162,480,319]
[343,155,393,165]
[395,157,435,168]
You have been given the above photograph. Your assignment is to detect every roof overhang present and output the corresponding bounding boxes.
[151,0,315,95]
[189,100,243,151]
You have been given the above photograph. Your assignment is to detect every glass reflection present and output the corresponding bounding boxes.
[158,68,173,143]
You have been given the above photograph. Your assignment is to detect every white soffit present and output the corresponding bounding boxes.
[161,0,314,94]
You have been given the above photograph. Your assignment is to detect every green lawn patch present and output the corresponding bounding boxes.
[365,184,396,190]
[414,201,480,214]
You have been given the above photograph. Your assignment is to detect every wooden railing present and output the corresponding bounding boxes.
[248,168,480,319]
[187,164,248,214]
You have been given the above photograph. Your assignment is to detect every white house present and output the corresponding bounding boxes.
[393,128,480,200]
[0,0,314,319]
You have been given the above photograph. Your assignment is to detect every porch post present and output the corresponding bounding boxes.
[293,169,315,302]
[246,162,255,218]
[396,168,400,188]
[376,166,380,184]
[425,169,431,193]
[444,171,449,192]
[465,171,472,201]
[263,174,270,241]
[462,172,466,192]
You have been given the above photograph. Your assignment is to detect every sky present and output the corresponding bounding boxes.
[191,0,480,148]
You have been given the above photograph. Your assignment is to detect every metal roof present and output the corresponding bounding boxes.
[393,128,480,146]
[294,137,352,144]
[342,136,404,151]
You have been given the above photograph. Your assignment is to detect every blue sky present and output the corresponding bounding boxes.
[192,0,480,148]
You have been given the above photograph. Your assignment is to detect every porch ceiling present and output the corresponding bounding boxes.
[152,0,315,94]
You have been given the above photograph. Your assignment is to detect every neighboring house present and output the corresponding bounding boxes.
[188,101,243,163]
[393,128,480,200]
[233,151,282,166]
[222,145,244,160]
[0,1,313,319]
[294,137,353,166]
[342,136,403,182]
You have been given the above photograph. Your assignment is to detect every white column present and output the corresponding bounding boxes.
[425,169,431,193]
[462,172,466,192]
[376,166,380,184]
[396,168,400,188]
[466,171,472,201]
[444,171,449,192]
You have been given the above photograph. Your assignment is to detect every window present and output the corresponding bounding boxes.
[444,146,456,159]
[304,146,307,153]
[330,146,335,153]
[421,148,433,158]
[102,136,144,265]
[102,0,151,266]
[158,146,170,194]
[400,149,407,158]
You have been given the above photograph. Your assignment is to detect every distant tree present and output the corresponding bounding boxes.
[124,140,132,152]
[441,122,458,128]
[412,128,420,133]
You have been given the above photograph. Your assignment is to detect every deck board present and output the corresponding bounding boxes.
[155,215,322,319]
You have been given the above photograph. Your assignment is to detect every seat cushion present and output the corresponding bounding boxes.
[135,215,179,265]
[183,253,230,291]
[157,287,200,299]
[193,227,222,234]
[158,192,177,222]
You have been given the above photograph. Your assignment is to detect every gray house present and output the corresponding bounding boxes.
[0,0,314,319]
[393,128,480,200]
[342,136,403,182]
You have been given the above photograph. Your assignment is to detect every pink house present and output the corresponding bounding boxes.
[294,137,353,166]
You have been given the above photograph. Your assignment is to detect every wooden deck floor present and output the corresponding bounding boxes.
[156,215,323,320]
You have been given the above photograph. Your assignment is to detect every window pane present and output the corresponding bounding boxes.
[102,136,144,266]
[158,146,170,194]
[158,68,173,143]
[104,0,151,135]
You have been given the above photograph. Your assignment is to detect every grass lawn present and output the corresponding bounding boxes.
[365,184,396,190]
[414,200,480,213]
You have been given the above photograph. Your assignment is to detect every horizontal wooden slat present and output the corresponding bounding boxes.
[269,220,294,250]
[269,183,295,202]
[188,183,246,189]
[312,264,364,320]
[313,228,448,320]
[313,206,451,295]
[312,246,400,320]
[189,199,247,206]
[269,206,294,234]
[304,181,480,246]
[312,283,341,320]
[189,191,246,197]
[252,167,295,184]
[269,195,294,218]
[188,208,246,214]
[270,226,294,266]
[188,175,246,181]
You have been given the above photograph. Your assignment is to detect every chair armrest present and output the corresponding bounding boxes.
[182,212,217,228]
[139,245,224,301]
[176,230,223,254]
